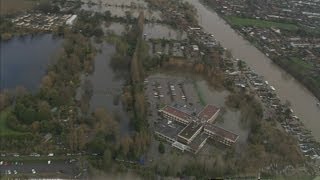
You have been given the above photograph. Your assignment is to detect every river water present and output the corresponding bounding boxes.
[0,34,62,92]
[186,0,320,141]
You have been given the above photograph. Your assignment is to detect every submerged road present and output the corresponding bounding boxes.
[185,0,320,141]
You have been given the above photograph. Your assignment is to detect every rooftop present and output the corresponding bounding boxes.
[204,124,239,142]
[188,132,209,151]
[198,104,220,121]
[161,106,192,121]
[178,121,203,140]
[155,120,185,140]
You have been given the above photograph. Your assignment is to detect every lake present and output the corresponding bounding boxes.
[0,34,63,92]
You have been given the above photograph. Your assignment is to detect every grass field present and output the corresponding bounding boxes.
[290,57,312,72]
[0,0,36,15]
[225,16,299,31]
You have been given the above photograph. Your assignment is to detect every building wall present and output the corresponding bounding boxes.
[204,129,234,146]
[155,131,175,144]
[160,110,189,125]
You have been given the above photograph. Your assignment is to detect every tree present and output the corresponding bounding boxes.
[225,49,232,59]
[237,60,245,71]
[94,108,119,136]
[158,142,165,154]
[120,135,132,156]
[41,75,54,89]
[0,92,10,111]
[76,126,87,150]
[36,100,51,121]
[103,149,112,170]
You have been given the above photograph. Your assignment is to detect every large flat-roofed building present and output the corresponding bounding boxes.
[159,106,192,125]
[188,132,209,154]
[155,104,239,154]
[204,124,239,146]
[198,104,220,123]
[154,120,185,143]
[177,121,203,144]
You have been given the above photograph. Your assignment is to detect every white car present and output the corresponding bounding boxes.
[32,169,36,174]
[48,160,51,164]
[13,170,18,174]
[0,161,3,165]
[48,153,54,157]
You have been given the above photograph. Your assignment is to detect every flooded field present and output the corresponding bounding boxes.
[144,72,248,160]
[146,73,248,144]
[87,43,131,135]
[0,34,63,92]
[81,0,148,7]
[144,23,187,40]
[196,80,249,144]
[103,22,186,40]
[186,0,320,141]
[81,4,162,21]
[102,22,127,35]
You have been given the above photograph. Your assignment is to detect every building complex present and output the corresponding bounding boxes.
[155,104,239,154]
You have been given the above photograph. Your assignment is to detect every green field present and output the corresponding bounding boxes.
[290,57,312,71]
[226,16,299,31]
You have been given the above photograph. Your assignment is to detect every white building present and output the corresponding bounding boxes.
[66,15,77,26]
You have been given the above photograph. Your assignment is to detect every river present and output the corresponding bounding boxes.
[185,0,320,141]
[0,34,63,92]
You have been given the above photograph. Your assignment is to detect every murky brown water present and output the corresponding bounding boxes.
[103,22,187,40]
[185,0,320,141]
[88,43,131,135]
[81,3,161,21]
[196,80,249,143]
[144,23,187,40]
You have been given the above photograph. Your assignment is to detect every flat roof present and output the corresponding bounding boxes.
[204,124,239,142]
[161,106,192,121]
[178,121,203,140]
[198,104,220,121]
[155,120,185,140]
[188,132,208,151]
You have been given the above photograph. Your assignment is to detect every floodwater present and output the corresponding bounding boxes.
[88,43,131,135]
[144,23,187,40]
[0,34,62,92]
[186,0,320,141]
[103,22,187,40]
[102,22,127,35]
[81,0,147,8]
[196,80,249,144]
[81,3,162,21]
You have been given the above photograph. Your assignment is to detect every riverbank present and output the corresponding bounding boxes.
[184,0,320,144]
[199,0,320,104]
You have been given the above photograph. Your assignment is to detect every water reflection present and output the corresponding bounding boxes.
[0,34,62,92]
[88,43,131,135]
